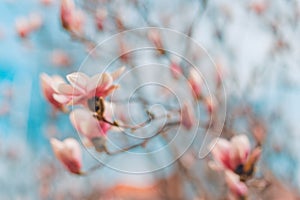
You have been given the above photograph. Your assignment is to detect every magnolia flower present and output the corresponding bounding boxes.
[225,170,248,197]
[188,68,202,100]
[181,102,195,130]
[210,135,261,179]
[70,108,111,140]
[50,138,82,174]
[40,73,66,111]
[60,0,84,32]
[53,67,125,106]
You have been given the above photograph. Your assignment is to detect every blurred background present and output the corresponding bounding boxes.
[0,0,300,199]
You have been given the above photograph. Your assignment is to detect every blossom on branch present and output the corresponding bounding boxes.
[209,134,261,197]
[50,138,82,174]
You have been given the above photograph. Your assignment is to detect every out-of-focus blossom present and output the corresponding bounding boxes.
[15,17,31,38]
[188,68,202,100]
[28,13,43,31]
[148,30,165,55]
[210,135,261,179]
[15,14,43,38]
[70,108,111,140]
[115,15,125,31]
[95,8,107,31]
[252,122,266,145]
[40,0,53,6]
[60,0,85,33]
[204,96,216,114]
[170,59,182,79]
[249,1,268,14]
[119,40,131,63]
[181,102,195,130]
[51,50,71,67]
[53,67,125,106]
[225,170,248,197]
[50,138,82,174]
[40,73,66,111]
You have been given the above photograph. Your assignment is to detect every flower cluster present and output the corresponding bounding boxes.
[41,67,125,174]
[209,135,261,198]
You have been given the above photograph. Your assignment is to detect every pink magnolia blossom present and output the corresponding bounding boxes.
[50,138,82,174]
[60,0,84,33]
[40,73,66,111]
[70,108,111,140]
[181,102,195,130]
[188,68,202,100]
[53,67,125,106]
[225,170,248,197]
[210,135,252,171]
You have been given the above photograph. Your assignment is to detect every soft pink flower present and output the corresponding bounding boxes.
[210,135,252,171]
[181,102,195,130]
[15,17,31,38]
[15,14,43,38]
[188,68,202,100]
[53,67,125,106]
[70,108,111,140]
[51,50,71,67]
[60,0,84,32]
[225,170,248,197]
[40,73,66,110]
[50,138,82,174]
[95,9,107,31]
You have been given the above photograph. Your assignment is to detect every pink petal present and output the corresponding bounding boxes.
[57,83,82,95]
[110,66,126,81]
[210,138,231,169]
[230,135,251,166]
[40,73,63,109]
[66,72,89,92]
[70,109,109,139]
[225,170,248,197]
[53,94,71,104]
[50,138,82,174]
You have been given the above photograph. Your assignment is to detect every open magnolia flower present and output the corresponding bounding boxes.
[51,67,125,107]
[40,73,66,111]
[209,134,261,197]
[50,138,82,174]
[210,135,261,174]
